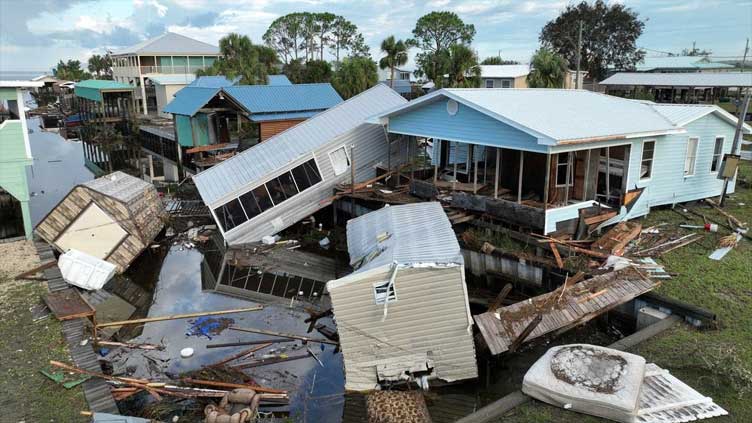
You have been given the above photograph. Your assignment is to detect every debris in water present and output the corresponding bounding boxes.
[186,317,235,339]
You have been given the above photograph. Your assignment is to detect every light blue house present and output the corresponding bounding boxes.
[374,88,751,234]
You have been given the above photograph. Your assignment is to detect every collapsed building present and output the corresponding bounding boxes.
[192,83,407,245]
[35,171,164,273]
[327,202,477,391]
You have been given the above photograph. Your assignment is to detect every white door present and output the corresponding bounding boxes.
[55,203,128,259]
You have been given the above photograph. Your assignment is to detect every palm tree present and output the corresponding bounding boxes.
[88,55,103,78]
[446,44,480,88]
[527,48,568,88]
[198,33,275,85]
[379,36,408,88]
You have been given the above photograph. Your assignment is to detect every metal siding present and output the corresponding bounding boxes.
[193,84,407,206]
[175,115,194,147]
[328,266,477,391]
[224,84,343,114]
[389,98,544,152]
[602,72,752,87]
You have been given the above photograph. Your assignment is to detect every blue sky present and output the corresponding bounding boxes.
[0,0,750,73]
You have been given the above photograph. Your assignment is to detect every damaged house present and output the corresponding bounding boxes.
[35,171,164,273]
[192,84,407,245]
[374,88,751,234]
[327,202,477,391]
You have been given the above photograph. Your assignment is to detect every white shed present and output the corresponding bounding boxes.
[327,202,477,391]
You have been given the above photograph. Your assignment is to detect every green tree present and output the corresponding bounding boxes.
[302,60,332,83]
[350,34,371,58]
[540,0,645,80]
[329,16,358,62]
[379,36,409,88]
[410,11,475,83]
[263,13,305,63]
[87,54,112,79]
[445,44,480,88]
[481,56,519,65]
[526,48,569,88]
[265,13,368,63]
[52,59,91,81]
[197,33,277,85]
[332,56,378,99]
[283,59,306,84]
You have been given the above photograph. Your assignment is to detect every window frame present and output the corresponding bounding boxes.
[373,280,397,305]
[684,137,699,177]
[555,152,574,188]
[501,79,512,88]
[328,145,351,176]
[640,140,656,181]
[710,136,724,173]
[485,79,494,88]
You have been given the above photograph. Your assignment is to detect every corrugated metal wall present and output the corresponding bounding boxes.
[328,265,477,391]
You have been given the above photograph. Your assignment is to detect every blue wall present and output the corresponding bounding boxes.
[389,97,545,152]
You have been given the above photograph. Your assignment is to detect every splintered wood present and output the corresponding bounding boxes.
[591,221,642,256]
[473,268,660,355]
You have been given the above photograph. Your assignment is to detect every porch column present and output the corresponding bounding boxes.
[584,149,592,200]
[148,154,155,180]
[564,152,572,204]
[433,139,439,183]
[453,142,458,190]
[517,151,524,203]
[494,147,500,199]
[543,153,551,209]
[472,144,478,194]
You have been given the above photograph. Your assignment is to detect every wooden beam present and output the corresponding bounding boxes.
[543,154,551,209]
[549,241,564,268]
[494,147,500,199]
[508,314,542,352]
[488,284,513,312]
[517,151,524,203]
[96,306,263,329]
[228,326,339,345]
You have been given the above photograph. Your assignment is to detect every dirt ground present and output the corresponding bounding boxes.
[0,239,40,278]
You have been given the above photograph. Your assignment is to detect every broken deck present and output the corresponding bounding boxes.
[474,268,660,355]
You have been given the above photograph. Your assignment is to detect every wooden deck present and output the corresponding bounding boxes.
[474,268,660,355]
[35,241,119,414]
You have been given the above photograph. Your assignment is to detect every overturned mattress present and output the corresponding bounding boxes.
[522,344,727,423]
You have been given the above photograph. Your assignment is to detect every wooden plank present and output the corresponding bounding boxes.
[549,242,564,268]
[43,288,95,321]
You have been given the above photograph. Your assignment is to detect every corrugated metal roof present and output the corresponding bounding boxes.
[268,74,292,85]
[250,110,321,122]
[601,72,752,87]
[149,74,196,85]
[193,83,407,206]
[346,202,463,273]
[224,83,342,115]
[111,32,219,56]
[162,86,220,116]
[188,75,240,88]
[75,80,134,90]
[635,56,733,71]
[381,88,680,143]
[480,64,531,78]
[649,103,752,133]
[82,171,151,203]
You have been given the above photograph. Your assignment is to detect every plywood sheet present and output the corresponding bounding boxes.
[44,288,95,321]
[55,203,128,259]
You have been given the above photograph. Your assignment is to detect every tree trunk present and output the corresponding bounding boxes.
[390,66,395,88]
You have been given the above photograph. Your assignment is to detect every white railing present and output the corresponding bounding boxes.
[139,65,208,75]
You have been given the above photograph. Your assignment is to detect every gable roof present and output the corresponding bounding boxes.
[188,75,240,88]
[267,74,292,85]
[82,171,151,203]
[649,103,752,133]
[74,80,134,102]
[480,64,531,79]
[162,86,220,116]
[635,56,733,71]
[193,84,407,206]
[343,202,463,275]
[223,83,343,122]
[111,32,219,56]
[379,88,682,144]
[601,72,752,88]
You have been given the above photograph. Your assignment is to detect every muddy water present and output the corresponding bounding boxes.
[117,246,345,422]
[25,116,93,225]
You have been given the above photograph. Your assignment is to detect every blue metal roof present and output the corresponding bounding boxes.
[250,110,321,122]
[162,86,220,116]
[188,75,239,88]
[267,74,292,85]
[223,83,342,116]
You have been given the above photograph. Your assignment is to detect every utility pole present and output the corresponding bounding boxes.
[575,20,583,90]
[741,38,749,73]
[719,91,751,207]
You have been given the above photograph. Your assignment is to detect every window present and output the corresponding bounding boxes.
[277,172,299,197]
[399,71,410,80]
[485,79,494,88]
[329,146,350,176]
[252,185,274,211]
[214,199,247,232]
[640,140,655,180]
[711,137,724,172]
[501,80,512,88]
[684,137,699,176]
[373,280,396,305]
[556,152,574,187]
[265,178,288,205]
[238,189,262,220]
[291,158,322,191]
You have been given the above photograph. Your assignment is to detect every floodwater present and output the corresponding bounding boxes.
[26,116,93,225]
[115,246,345,422]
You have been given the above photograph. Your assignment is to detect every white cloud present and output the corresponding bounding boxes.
[453,2,496,15]
[515,1,567,14]
[427,0,451,7]
[134,0,168,17]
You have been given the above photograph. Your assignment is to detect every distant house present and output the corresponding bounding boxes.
[600,72,752,104]
[378,67,417,98]
[0,80,44,240]
[192,84,407,246]
[148,74,196,118]
[110,32,222,115]
[35,171,164,273]
[327,202,477,391]
[374,88,751,235]
[480,64,584,89]
[633,56,735,73]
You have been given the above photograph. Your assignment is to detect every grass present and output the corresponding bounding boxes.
[498,161,752,423]
[0,276,88,422]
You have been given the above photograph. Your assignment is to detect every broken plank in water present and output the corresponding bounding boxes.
[206,339,298,349]
[229,326,339,345]
[180,378,287,396]
[95,306,263,328]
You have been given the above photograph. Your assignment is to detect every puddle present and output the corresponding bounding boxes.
[25,116,93,225]
[113,245,345,422]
